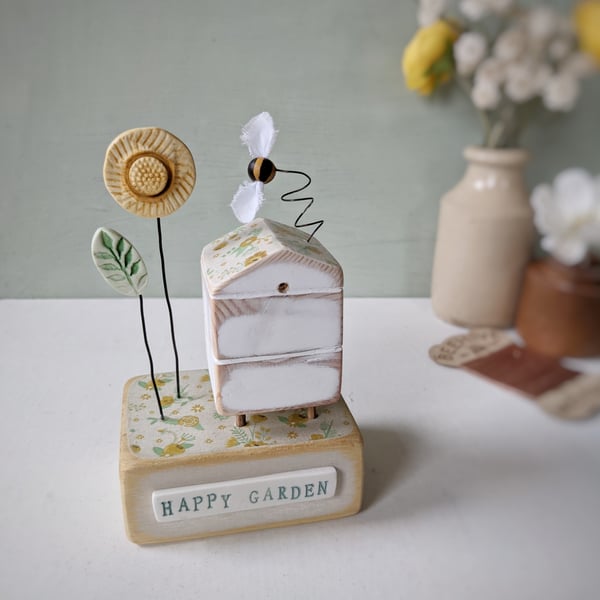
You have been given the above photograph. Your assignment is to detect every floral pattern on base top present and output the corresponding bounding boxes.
[125,370,354,459]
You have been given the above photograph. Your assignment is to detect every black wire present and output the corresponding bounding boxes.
[157,218,181,398]
[139,294,164,421]
[277,168,324,243]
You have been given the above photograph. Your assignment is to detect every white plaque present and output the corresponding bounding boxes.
[152,466,337,522]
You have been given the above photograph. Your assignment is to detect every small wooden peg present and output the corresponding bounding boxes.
[306,406,317,420]
[236,414,247,427]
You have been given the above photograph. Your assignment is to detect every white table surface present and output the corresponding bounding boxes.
[1,298,599,600]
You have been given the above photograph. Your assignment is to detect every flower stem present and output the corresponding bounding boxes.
[139,294,164,421]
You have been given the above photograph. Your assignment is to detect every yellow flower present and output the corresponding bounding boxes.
[575,1,600,64]
[310,434,324,440]
[288,431,298,439]
[402,20,459,95]
[163,443,186,457]
[160,396,174,408]
[240,235,258,247]
[244,251,267,267]
[200,374,210,382]
[226,437,239,448]
[213,240,228,251]
[130,444,141,453]
[251,414,268,423]
[244,441,267,447]
[178,415,200,427]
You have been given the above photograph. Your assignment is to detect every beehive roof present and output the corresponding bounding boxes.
[201,218,342,296]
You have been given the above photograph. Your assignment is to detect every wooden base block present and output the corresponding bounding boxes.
[120,370,363,545]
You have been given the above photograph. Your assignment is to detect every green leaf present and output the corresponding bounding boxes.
[94,251,113,260]
[181,443,193,449]
[124,246,133,268]
[101,230,113,250]
[130,260,141,275]
[91,228,149,297]
[153,447,165,456]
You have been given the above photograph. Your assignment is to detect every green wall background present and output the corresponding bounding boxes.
[1,0,598,298]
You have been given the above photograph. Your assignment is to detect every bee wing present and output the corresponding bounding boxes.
[240,112,278,158]
[231,181,265,223]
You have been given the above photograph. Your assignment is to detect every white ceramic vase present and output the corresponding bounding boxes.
[431,146,534,328]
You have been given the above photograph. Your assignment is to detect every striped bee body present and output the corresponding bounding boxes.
[248,157,277,184]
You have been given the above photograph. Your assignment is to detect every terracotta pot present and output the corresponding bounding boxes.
[431,146,534,328]
[516,258,600,357]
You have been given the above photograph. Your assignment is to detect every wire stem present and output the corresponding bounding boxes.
[139,294,164,420]
[157,218,181,398]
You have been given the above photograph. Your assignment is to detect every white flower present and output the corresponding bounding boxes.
[542,73,580,111]
[531,168,600,265]
[488,0,515,14]
[454,32,487,76]
[471,78,501,110]
[505,62,539,102]
[548,38,573,62]
[494,28,527,62]
[459,0,488,21]
[475,57,506,84]
[459,0,515,20]
[527,6,559,40]
[561,52,597,79]
[418,0,447,26]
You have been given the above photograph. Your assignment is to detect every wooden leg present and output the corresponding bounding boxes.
[236,414,247,427]
[306,406,317,420]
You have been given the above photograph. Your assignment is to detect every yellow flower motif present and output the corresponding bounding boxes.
[205,438,214,444]
[244,251,267,267]
[145,378,167,389]
[200,374,210,383]
[575,1,600,64]
[160,395,174,408]
[240,235,258,247]
[191,404,205,413]
[402,20,459,95]
[288,413,308,427]
[213,240,228,251]
[130,444,141,453]
[226,437,239,448]
[177,415,200,427]
[218,425,226,430]
[141,393,151,400]
[251,414,268,423]
[135,434,144,440]
[156,438,163,443]
[310,434,324,441]
[288,431,298,439]
[163,443,186,457]
[244,441,267,447]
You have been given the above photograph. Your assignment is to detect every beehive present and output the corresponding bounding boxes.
[201,218,343,416]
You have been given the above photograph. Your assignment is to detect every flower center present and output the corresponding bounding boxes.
[128,156,170,197]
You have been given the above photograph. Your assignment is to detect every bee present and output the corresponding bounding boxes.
[231,112,323,242]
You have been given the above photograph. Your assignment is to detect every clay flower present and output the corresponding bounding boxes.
[103,127,195,218]
[531,168,600,265]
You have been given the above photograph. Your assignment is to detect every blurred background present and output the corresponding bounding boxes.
[1,0,598,298]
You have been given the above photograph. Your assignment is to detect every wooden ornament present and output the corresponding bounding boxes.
[430,329,600,420]
[201,218,343,419]
[119,370,363,544]
[103,127,196,218]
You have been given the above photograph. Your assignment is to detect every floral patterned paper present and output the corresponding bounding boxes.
[201,218,341,293]
[125,370,354,459]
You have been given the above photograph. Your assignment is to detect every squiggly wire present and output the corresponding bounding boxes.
[277,168,323,243]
